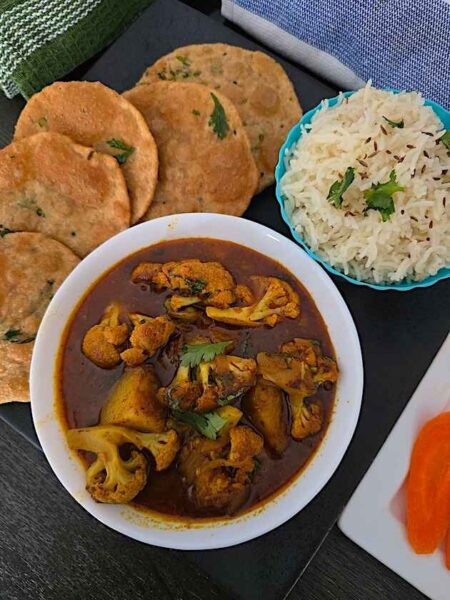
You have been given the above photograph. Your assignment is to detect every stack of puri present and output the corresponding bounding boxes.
[0,42,301,403]
[1,83,158,402]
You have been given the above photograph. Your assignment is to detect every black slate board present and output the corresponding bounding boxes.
[0,1,449,599]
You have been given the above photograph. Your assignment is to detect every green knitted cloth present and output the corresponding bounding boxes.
[0,0,153,99]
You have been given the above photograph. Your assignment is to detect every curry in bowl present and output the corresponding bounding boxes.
[58,238,338,519]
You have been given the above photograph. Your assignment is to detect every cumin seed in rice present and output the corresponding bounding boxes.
[380,124,388,135]
[357,159,368,167]
[423,150,430,158]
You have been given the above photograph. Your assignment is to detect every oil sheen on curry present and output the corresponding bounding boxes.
[58,239,338,519]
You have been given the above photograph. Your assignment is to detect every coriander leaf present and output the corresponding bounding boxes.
[192,109,201,116]
[327,167,355,208]
[172,409,226,440]
[181,341,231,368]
[37,116,48,128]
[184,277,206,294]
[208,93,229,140]
[176,55,190,66]
[383,116,404,129]
[364,169,404,221]
[2,328,36,344]
[106,138,135,164]
[0,226,14,238]
[218,391,244,407]
[36,207,45,217]
[440,130,450,150]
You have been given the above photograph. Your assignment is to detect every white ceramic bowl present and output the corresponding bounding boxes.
[31,213,363,550]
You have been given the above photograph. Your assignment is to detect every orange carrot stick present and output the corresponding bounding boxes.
[446,527,450,570]
[407,412,450,554]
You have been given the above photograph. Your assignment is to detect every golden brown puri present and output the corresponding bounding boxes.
[0,132,130,257]
[0,341,32,404]
[0,232,80,403]
[123,81,258,220]
[138,43,302,192]
[14,81,158,224]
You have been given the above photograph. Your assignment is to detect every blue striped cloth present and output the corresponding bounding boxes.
[222,0,450,109]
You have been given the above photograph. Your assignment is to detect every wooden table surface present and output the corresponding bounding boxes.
[0,2,431,599]
[0,419,427,600]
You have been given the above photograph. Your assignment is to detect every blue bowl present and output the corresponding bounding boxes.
[275,90,450,291]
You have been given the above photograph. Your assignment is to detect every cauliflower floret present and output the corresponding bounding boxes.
[257,338,337,440]
[178,422,262,514]
[120,314,175,366]
[281,338,339,384]
[228,425,264,463]
[131,259,236,309]
[100,366,166,433]
[82,303,128,368]
[162,352,256,413]
[159,363,203,410]
[67,426,148,504]
[206,276,300,327]
[196,355,257,412]
[67,425,180,503]
[133,429,180,471]
[290,396,323,440]
[235,284,254,304]
[119,347,147,367]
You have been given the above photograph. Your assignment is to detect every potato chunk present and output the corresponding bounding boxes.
[243,378,289,455]
[100,366,166,433]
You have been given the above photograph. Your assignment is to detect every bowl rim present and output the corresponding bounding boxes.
[30,213,364,550]
[275,88,450,291]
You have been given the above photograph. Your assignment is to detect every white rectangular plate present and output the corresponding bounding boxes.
[339,334,450,600]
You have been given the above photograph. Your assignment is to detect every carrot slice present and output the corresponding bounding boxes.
[406,412,450,554]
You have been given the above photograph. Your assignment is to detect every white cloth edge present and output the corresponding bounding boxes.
[222,0,365,91]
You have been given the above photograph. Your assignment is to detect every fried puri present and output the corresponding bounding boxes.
[138,44,302,192]
[123,82,258,219]
[14,81,158,223]
[0,232,80,403]
[0,132,130,256]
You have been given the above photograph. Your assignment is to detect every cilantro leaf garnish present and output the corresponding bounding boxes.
[176,55,190,66]
[0,226,14,238]
[383,116,404,129]
[2,328,36,344]
[327,167,355,208]
[180,341,231,368]
[364,169,405,222]
[208,93,229,140]
[184,277,206,294]
[106,138,135,164]
[37,116,48,128]
[440,130,450,150]
[171,408,227,440]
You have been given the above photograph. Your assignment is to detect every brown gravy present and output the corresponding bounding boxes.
[58,238,336,519]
